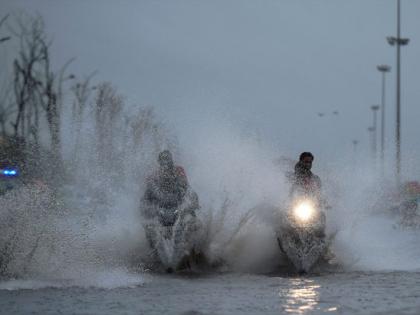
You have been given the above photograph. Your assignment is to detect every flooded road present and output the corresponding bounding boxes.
[1,271,420,315]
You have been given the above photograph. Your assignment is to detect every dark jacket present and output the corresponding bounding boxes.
[291,161,321,198]
[144,165,189,209]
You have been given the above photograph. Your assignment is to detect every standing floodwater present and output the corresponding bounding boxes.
[1,272,420,314]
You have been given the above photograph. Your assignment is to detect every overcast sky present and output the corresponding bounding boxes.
[1,0,419,177]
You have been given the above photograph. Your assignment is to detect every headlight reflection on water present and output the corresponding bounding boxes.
[280,279,339,314]
[282,279,319,314]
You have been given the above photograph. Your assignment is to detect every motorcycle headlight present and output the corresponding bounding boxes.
[293,200,315,223]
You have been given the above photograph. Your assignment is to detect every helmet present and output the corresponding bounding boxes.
[158,150,174,168]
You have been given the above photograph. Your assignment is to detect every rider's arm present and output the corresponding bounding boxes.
[175,166,189,193]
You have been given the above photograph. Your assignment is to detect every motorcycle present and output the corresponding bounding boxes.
[277,196,328,274]
[142,189,204,272]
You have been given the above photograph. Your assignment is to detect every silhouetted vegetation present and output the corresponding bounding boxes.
[0,12,172,188]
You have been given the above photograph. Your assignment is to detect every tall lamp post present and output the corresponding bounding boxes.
[352,139,359,153]
[352,139,359,165]
[368,127,375,160]
[377,64,391,174]
[387,0,409,184]
[371,105,380,164]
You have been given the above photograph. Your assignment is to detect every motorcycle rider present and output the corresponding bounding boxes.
[142,150,198,223]
[290,152,322,199]
[141,150,202,271]
[278,152,331,273]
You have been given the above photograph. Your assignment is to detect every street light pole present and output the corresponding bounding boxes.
[387,0,409,184]
[377,64,391,175]
[352,139,359,153]
[368,127,375,161]
[352,139,359,168]
[371,105,380,164]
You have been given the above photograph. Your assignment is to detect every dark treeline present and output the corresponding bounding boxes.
[0,13,171,185]
[0,12,179,279]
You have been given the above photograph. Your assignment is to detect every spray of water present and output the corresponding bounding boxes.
[1,97,420,291]
[326,159,420,271]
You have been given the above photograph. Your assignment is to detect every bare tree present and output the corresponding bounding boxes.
[93,82,124,168]
[10,15,48,142]
[70,72,96,161]
[0,81,16,137]
[10,14,73,163]
[0,14,11,43]
[129,107,155,149]
[121,106,177,174]
[40,50,74,161]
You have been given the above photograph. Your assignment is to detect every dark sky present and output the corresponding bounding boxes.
[1,0,419,177]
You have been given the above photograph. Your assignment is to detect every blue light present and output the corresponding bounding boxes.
[1,168,18,177]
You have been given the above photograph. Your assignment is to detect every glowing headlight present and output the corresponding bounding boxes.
[293,201,315,222]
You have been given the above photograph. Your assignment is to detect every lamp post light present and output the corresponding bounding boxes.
[371,105,380,163]
[377,64,391,174]
[387,0,409,184]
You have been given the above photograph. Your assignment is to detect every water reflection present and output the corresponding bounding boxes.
[280,278,320,314]
[279,278,341,314]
